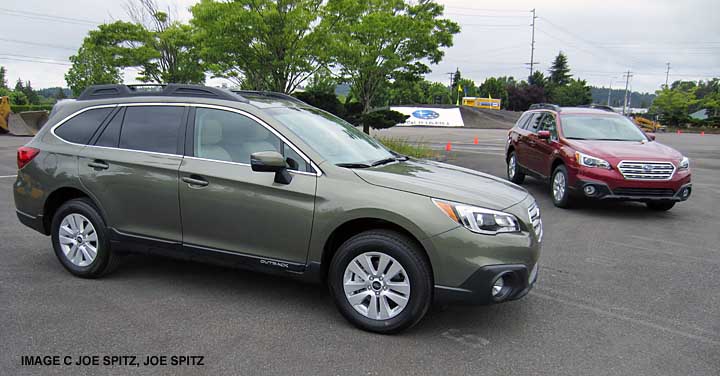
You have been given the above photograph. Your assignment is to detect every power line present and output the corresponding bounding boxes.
[0,56,71,66]
[444,6,529,13]
[0,37,77,51]
[0,7,101,25]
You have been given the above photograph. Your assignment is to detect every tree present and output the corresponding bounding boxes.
[65,45,123,96]
[0,66,7,89]
[14,78,23,93]
[478,77,508,105]
[22,81,40,105]
[506,83,547,111]
[451,68,462,104]
[650,87,696,126]
[528,71,546,88]
[82,1,204,85]
[550,78,591,106]
[192,0,335,92]
[548,52,571,86]
[329,0,459,130]
[426,82,451,104]
[304,67,338,95]
[360,109,409,132]
[55,88,67,100]
[457,78,476,97]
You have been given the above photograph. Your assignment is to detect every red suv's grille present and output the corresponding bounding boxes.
[613,188,675,197]
[617,161,675,180]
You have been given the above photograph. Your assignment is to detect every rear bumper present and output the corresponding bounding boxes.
[434,263,538,305]
[16,210,47,235]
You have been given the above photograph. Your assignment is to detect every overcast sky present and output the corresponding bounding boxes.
[1,0,718,93]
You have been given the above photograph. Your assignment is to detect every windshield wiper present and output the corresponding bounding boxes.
[371,157,398,167]
[565,137,588,140]
[335,162,371,168]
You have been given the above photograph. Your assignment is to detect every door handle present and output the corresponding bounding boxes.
[182,176,209,187]
[88,160,109,170]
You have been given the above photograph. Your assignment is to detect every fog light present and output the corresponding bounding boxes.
[583,185,597,196]
[492,276,505,297]
[681,187,691,198]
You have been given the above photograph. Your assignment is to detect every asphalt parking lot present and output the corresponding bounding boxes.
[2,130,719,375]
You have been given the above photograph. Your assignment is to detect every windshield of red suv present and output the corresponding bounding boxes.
[561,114,647,142]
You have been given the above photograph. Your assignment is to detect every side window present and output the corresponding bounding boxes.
[194,108,284,164]
[515,113,531,129]
[283,144,309,172]
[119,106,185,154]
[55,107,113,144]
[526,113,544,133]
[539,114,558,140]
[94,107,124,147]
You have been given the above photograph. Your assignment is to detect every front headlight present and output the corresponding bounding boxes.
[575,151,611,169]
[679,156,690,170]
[433,199,521,235]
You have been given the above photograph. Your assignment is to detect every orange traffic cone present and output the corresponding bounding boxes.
[473,136,479,145]
[445,142,452,151]
[677,129,681,135]
[701,131,705,136]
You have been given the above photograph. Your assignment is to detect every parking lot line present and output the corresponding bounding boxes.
[0,175,17,178]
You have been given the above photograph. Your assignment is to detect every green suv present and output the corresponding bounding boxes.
[14,84,541,333]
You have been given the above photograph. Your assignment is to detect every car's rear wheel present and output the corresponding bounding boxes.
[328,230,432,334]
[51,198,118,278]
[507,151,525,184]
[646,201,675,211]
[551,165,572,208]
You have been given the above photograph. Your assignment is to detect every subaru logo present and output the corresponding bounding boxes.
[412,109,440,120]
[643,164,653,172]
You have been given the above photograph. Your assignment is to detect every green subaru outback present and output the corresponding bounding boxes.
[14,84,541,333]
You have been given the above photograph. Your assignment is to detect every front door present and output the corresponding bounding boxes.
[178,107,317,264]
[527,113,559,176]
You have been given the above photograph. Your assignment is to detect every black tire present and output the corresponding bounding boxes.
[551,165,572,208]
[506,151,525,184]
[646,201,675,211]
[51,198,118,278]
[328,230,433,334]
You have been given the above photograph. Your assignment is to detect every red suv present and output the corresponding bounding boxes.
[505,104,691,210]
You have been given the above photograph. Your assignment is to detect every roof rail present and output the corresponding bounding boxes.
[231,90,306,104]
[576,104,615,112]
[77,84,249,103]
[529,103,561,112]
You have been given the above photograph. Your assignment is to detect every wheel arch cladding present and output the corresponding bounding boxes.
[320,218,432,282]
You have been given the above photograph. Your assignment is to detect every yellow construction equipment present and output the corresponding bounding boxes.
[0,96,10,133]
[633,116,666,133]
[462,96,501,110]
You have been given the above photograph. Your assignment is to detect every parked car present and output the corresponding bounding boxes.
[506,104,691,210]
[15,84,541,333]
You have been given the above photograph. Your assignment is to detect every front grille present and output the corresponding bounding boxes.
[617,161,675,180]
[613,187,675,197]
[527,201,542,241]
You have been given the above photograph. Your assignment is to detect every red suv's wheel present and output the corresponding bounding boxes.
[551,165,572,208]
[507,151,525,184]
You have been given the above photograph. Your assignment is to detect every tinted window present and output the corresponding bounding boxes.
[515,113,532,129]
[194,108,283,165]
[526,113,544,132]
[119,106,185,154]
[55,108,113,144]
[95,108,124,147]
[283,143,310,172]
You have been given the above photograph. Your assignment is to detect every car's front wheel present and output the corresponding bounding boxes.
[551,165,572,208]
[646,201,675,211]
[51,198,118,278]
[507,151,525,184]
[328,230,433,334]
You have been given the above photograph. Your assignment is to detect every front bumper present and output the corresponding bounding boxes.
[570,165,692,202]
[435,263,538,305]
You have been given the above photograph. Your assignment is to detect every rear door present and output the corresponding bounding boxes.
[79,104,187,242]
[178,106,317,265]
[515,112,544,171]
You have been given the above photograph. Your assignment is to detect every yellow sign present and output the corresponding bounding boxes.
[462,97,501,110]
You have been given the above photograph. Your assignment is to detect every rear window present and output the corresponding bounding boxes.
[119,106,185,154]
[55,108,113,144]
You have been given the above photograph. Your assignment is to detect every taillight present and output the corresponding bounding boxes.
[17,146,40,169]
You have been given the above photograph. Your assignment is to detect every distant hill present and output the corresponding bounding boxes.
[36,87,72,99]
[590,87,656,108]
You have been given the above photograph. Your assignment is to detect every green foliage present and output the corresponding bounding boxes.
[0,66,7,89]
[65,44,123,96]
[329,0,460,112]
[650,88,697,126]
[294,91,345,117]
[10,104,54,113]
[548,52,571,86]
[478,77,508,104]
[427,82,451,104]
[192,0,332,92]
[457,78,476,97]
[506,83,547,111]
[9,91,29,106]
[376,137,436,159]
[305,68,338,95]
[360,109,410,133]
[550,78,592,106]
[528,71,546,88]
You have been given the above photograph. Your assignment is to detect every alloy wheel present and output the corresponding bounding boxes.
[58,213,98,267]
[343,252,411,320]
[553,172,566,202]
[508,155,516,179]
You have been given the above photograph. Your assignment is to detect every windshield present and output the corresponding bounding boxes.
[267,107,395,165]
[560,114,647,141]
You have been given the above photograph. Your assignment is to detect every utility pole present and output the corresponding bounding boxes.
[526,8,538,80]
[607,80,613,106]
[622,70,633,115]
[665,62,671,88]
[445,72,454,89]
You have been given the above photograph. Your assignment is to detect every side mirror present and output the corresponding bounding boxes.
[537,130,551,140]
[646,133,656,141]
[250,151,292,184]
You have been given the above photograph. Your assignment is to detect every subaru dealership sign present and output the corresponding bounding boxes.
[391,107,465,127]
